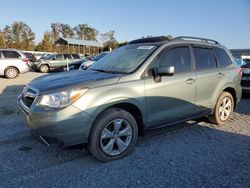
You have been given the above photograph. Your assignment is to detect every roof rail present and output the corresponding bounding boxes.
[128,36,170,44]
[173,36,220,44]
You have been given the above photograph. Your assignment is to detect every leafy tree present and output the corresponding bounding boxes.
[100,30,119,51]
[118,41,128,47]
[50,22,61,42]
[36,32,53,52]
[74,24,98,40]
[60,24,75,38]
[0,30,6,48]
[2,21,35,50]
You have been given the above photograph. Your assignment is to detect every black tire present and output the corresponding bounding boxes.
[4,67,18,79]
[39,64,49,73]
[88,108,138,162]
[208,92,234,125]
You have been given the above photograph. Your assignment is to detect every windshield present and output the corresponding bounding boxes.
[90,44,157,74]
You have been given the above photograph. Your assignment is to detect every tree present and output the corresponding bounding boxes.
[36,32,53,52]
[60,24,75,38]
[74,24,98,40]
[51,22,61,42]
[0,30,6,48]
[100,30,119,51]
[2,21,35,50]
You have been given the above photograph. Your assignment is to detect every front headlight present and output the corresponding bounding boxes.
[38,88,88,108]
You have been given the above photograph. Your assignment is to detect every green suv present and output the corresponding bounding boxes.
[17,36,242,161]
[34,53,81,73]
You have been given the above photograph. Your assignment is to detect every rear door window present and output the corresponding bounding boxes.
[2,51,21,58]
[72,54,80,59]
[63,54,72,59]
[213,47,232,67]
[194,47,217,71]
[157,46,192,73]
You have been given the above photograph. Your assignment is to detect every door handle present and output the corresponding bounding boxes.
[217,72,225,78]
[186,78,196,84]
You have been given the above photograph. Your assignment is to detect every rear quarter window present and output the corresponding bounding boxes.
[213,47,233,67]
[2,51,21,58]
[63,54,72,59]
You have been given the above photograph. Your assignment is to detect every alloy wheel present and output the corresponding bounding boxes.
[100,118,133,156]
[219,96,232,121]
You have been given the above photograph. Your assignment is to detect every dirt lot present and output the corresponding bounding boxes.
[0,72,250,187]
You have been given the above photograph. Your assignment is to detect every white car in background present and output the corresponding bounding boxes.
[79,52,109,70]
[0,49,29,79]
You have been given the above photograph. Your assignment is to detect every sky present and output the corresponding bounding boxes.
[0,0,249,49]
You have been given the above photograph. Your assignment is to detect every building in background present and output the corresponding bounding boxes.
[230,49,250,58]
[55,37,103,55]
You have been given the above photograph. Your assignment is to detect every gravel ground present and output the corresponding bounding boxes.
[0,72,249,188]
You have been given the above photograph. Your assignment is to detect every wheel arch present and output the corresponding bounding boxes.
[91,101,145,136]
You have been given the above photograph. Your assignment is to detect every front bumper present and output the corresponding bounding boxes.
[17,96,94,146]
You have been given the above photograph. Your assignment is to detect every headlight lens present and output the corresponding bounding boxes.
[38,88,88,108]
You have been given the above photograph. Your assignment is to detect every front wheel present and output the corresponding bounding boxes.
[88,108,138,162]
[39,64,49,73]
[208,92,234,125]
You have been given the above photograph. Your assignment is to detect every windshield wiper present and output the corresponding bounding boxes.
[92,69,126,74]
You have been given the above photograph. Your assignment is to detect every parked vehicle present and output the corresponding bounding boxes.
[240,57,250,93]
[0,49,29,79]
[235,58,247,67]
[23,52,37,68]
[63,59,87,71]
[79,52,109,70]
[17,36,242,161]
[34,53,81,73]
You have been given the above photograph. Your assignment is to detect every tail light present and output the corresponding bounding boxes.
[235,67,242,76]
[22,58,29,64]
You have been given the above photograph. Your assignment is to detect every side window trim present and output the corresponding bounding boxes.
[157,45,193,73]
[142,44,193,79]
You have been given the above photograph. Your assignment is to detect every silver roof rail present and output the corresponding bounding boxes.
[173,36,220,44]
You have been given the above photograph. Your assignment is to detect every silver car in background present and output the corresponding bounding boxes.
[0,49,29,78]
[79,52,109,70]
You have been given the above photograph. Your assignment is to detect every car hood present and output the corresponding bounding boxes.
[28,70,121,94]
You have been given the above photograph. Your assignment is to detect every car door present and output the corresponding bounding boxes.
[50,54,63,68]
[192,46,221,116]
[144,45,196,127]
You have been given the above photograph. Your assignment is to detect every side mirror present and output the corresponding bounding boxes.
[157,66,175,76]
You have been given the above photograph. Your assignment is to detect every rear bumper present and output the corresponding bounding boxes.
[242,86,250,93]
[19,65,29,74]
[17,96,94,146]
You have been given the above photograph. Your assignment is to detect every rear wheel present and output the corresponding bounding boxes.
[39,64,49,73]
[208,92,234,125]
[88,108,138,162]
[4,67,18,79]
